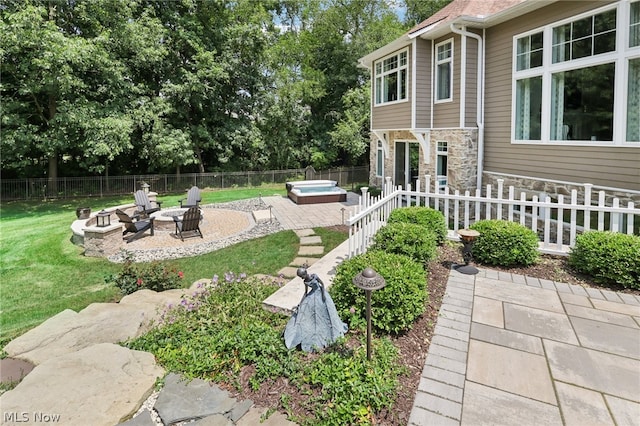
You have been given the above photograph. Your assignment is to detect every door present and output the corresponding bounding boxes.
[394,141,420,189]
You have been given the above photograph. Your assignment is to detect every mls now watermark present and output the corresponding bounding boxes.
[3,412,61,423]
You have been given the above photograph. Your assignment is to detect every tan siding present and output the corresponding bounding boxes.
[465,35,478,128]
[371,47,412,129]
[434,34,460,128]
[415,38,432,129]
[484,1,639,191]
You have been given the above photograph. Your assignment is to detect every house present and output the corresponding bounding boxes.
[359,0,640,204]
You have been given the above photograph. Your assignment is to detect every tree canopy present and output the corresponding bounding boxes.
[1,0,443,178]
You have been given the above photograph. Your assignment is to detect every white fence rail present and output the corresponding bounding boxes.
[347,176,639,257]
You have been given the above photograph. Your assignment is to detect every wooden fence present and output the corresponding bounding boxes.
[347,176,640,257]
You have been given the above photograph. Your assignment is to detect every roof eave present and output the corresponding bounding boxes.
[358,35,412,69]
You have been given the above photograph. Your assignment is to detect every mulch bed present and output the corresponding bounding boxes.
[227,233,637,424]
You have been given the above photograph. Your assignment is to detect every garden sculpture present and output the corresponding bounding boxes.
[284,267,348,352]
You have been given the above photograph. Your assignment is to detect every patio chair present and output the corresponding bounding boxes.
[179,186,202,208]
[134,190,162,217]
[115,209,154,243]
[173,206,203,241]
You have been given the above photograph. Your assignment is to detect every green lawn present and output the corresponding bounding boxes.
[0,185,347,347]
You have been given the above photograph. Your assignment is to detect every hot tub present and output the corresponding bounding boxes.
[286,180,347,205]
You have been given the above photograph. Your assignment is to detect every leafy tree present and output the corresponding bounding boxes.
[404,0,452,26]
[1,2,134,179]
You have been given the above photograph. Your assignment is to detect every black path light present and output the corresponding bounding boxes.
[352,267,386,360]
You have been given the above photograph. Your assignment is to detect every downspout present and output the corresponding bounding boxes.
[450,23,484,189]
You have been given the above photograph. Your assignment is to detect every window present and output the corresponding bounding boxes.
[628,58,640,141]
[436,141,448,191]
[551,63,615,141]
[376,140,384,177]
[512,3,639,145]
[631,2,640,47]
[435,40,453,101]
[374,50,408,105]
[516,32,544,71]
[552,9,616,63]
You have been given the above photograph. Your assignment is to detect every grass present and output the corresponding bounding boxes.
[0,184,348,347]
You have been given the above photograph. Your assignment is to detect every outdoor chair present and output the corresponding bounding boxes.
[115,209,154,243]
[134,190,162,217]
[179,186,202,208]
[173,206,203,241]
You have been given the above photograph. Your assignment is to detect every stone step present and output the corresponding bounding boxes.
[294,229,316,237]
[290,257,319,268]
[300,235,322,245]
[297,246,324,256]
[0,343,164,426]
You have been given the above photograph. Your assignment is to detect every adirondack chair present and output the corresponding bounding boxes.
[115,209,154,243]
[134,190,162,217]
[173,206,203,241]
[179,186,201,208]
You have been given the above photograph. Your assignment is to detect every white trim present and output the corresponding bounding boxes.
[371,130,390,158]
[435,38,454,103]
[409,130,431,164]
[460,30,466,127]
[411,38,417,129]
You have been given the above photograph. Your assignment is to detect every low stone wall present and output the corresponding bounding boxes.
[483,172,640,206]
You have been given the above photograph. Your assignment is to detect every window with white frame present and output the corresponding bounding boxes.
[512,2,640,145]
[376,140,384,177]
[436,141,448,191]
[374,50,408,105]
[435,40,453,102]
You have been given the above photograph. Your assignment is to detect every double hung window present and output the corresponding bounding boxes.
[374,50,408,105]
[435,40,453,102]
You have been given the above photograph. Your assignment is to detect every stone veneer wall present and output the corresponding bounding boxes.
[369,129,478,193]
[483,172,640,206]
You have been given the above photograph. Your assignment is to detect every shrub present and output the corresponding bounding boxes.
[371,222,438,265]
[127,274,295,386]
[331,251,427,334]
[387,206,447,244]
[108,257,184,295]
[569,231,640,289]
[469,220,539,267]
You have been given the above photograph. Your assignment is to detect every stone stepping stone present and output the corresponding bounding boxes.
[300,235,322,245]
[290,257,319,267]
[154,373,252,425]
[236,406,298,426]
[278,266,299,278]
[0,343,164,426]
[298,246,324,256]
[294,229,315,237]
[252,209,273,223]
[4,288,190,365]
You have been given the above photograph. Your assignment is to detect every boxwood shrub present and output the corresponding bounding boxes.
[371,222,438,265]
[387,206,447,245]
[569,231,640,289]
[330,250,427,334]
[469,220,539,267]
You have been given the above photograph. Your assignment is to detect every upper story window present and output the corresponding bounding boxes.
[435,39,453,102]
[516,32,543,70]
[552,9,616,63]
[631,1,640,47]
[512,2,640,146]
[374,49,408,105]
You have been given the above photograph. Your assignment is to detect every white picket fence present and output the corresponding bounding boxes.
[347,176,639,257]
